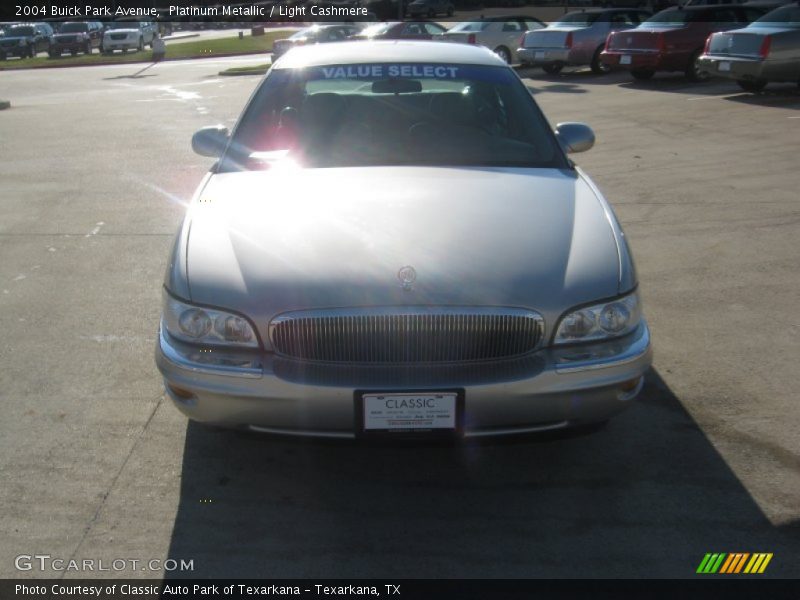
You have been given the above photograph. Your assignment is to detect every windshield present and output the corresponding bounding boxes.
[59,23,90,33]
[9,26,35,36]
[224,63,564,170]
[753,5,800,27]
[642,10,692,26]
[449,22,491,32]
[552,12,601,27]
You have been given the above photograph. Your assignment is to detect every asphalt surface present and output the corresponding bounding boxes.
[1,56,799,579]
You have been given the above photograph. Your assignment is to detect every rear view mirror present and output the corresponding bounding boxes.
[555,122,595,154]
[191,125,230,158]
[372,79,423,94]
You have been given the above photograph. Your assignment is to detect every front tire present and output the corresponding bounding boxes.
[631,69,654,80]
[542,63,563,75]
[590,45,610,74]
[737,79,767,93]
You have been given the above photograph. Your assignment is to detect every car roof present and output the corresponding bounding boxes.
[274,40,505,69]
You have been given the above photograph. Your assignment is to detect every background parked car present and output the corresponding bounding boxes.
[441,16,546,64]
[591,0,677,7]
[272,24,363,61]
[364,0,409,20]
[0,23,52,59]
[49,21,104,57]
[684,0,749,5]
[601,4,765,80]
[406,0,454,18]
[519,8,651,74]
[352,21,447,40]
[102,21,157,54]
[697,2,800,91]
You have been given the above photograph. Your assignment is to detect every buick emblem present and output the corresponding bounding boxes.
[397,266,416,290]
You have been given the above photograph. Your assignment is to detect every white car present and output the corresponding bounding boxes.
[102,21,156,54]
[440,16,546,64]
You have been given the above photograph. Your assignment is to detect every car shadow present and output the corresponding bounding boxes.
[614,76,800,106]
[518,66,630,87]
[164,368,799,578]
[527,82,588,95]
[723,85,800,110]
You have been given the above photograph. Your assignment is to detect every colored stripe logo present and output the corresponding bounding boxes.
[697,553,773,574]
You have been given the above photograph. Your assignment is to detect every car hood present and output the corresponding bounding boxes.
[183,167,623,331]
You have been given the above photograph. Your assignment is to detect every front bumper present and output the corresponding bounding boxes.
[156,321,652,438]
[52,41,90,53]
[103,39,139,51]
[0,45,30,58]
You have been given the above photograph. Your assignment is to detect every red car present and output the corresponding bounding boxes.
[601,4,765,81]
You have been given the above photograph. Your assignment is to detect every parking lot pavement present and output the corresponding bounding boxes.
[0,61,798,579]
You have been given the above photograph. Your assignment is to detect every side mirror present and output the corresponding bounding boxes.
[555,122,595,154]
[191,125,230,158]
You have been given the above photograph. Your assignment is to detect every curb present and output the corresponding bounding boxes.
[219,68,269,77]
[0,49,273,72]
[162,33,201,42]
[0,100,10,110]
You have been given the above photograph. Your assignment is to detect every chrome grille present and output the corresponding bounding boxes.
[269,307,544,363]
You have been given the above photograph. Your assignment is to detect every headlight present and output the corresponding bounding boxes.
[554,291,641,345]
[162,292,259,348]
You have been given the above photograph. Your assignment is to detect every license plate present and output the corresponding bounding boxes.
[718,61,731,72]
[356,391,463,436]
[620,55,632,65]
[535,51,545,60]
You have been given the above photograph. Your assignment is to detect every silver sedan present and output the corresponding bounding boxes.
[155,41,652,440]
[440,16,546,64]
[697,3,800,91]
[518,8,651,74]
